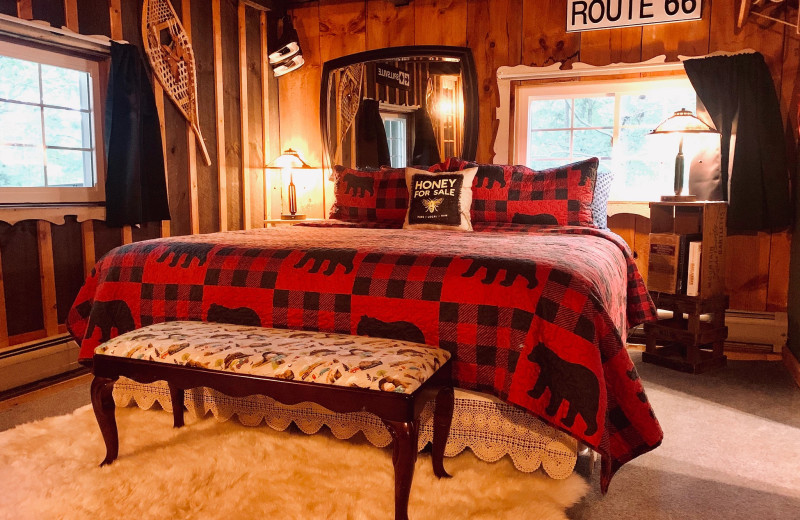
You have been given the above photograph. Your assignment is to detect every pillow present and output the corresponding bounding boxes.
[507,158,597,227]
[429,157,598,227]
[591,169,613,229]
[403,167,477,231]
[329,166,408,224]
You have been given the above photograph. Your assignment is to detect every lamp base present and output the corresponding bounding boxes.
[660,195,697,202]
[280,213,306,220]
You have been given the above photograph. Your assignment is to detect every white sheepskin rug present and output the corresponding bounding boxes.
[0,405,588,520]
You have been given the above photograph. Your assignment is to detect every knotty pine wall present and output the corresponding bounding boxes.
[0,0,278,350]
[279,0,796,316]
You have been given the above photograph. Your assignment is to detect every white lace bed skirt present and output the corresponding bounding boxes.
[113,378,577,479]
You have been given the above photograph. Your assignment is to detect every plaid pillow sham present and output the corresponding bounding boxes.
[329,166,408,224]
[429,157,598,227]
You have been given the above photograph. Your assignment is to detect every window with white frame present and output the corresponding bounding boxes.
[382,114,407,168]
[515,77,707,201]
[0,40,104,204]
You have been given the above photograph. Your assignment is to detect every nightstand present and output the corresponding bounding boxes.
[643,201,728,373]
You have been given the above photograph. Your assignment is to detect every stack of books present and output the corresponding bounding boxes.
[648,233,702,296]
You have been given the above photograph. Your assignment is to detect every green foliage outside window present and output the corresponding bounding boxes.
[526,83,698,201]
[0,55,94,189]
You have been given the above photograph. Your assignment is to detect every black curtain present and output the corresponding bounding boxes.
[355,98,390,168]
[412,106,441,167]
[104,42,171,227]
[683,52,792,232]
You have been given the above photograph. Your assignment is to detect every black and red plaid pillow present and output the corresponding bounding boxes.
[429,158,598,226]
[329,166,408,224]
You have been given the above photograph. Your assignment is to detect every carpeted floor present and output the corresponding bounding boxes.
[569,351,800,519]
[2,350,799,519]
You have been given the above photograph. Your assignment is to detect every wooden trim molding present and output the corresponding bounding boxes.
[16,0,32,20]
[64,0,79,32]
[108,0,123,41]
[36,221,58,337]
[212,0,228,232]
[0,206,106,226]
[182,0,201,235]
[80,221,96,279]
[238,0,251,230]
[0,247,7,349]
[782,347,800,390]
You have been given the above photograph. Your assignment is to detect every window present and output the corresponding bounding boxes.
[516,77,708,201]
[382,114,407,168]
[0,40,104,204]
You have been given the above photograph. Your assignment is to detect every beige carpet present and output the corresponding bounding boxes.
[0,405,588,520]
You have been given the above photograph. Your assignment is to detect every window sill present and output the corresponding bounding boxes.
[607,201,651,219]
[0,203,106,225]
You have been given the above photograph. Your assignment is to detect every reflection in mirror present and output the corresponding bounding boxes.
[321,47,477,169]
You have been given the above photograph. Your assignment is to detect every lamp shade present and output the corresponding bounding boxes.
[649,108,719,200]
[650,108,718,135]
[266,148,314,169]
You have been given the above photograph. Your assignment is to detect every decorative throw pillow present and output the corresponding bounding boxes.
[590,169,613,229]
[507,158,597,227]
[403,167,477,231]
[329,166,408,224]
[429,157,598,227]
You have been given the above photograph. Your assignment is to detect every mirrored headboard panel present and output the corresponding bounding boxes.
[320,46,478,169]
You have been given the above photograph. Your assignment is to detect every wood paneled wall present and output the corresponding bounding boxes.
[0,0,279,351]
[279,0,797,313]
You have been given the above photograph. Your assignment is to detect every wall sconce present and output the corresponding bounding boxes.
[650,108,719,202]
[266,148,315,220]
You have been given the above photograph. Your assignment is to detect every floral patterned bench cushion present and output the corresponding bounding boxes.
[94,321,451,394]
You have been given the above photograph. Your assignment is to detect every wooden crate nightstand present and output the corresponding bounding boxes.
[643,201,728,373]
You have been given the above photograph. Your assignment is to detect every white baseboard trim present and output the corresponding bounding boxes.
[726,311,787,353]
[0,338,80,393]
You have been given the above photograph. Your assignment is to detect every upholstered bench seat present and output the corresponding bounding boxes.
[95,321,451,394]
[90,321,454,520]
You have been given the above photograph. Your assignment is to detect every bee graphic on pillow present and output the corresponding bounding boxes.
[422,197,444,213]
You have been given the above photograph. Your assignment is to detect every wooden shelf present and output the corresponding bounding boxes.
[650,292,728,315]
[642,344,727,374]
[644,201,728,374]
[644,319,728,346]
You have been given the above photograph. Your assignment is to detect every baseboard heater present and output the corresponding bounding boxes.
[629,310,788,354]
[0,334,81,393]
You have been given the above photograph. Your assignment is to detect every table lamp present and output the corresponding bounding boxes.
[266,148,314,220]
[649,108,719,202]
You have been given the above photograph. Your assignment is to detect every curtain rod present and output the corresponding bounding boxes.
[0,13,120,58]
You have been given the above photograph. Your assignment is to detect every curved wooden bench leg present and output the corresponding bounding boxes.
[383,419,418,520]
[90,376,119,466]
[432,386,454,479]
[168,384,184,428]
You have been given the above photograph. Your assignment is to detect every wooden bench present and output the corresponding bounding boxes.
[90,321,454,520]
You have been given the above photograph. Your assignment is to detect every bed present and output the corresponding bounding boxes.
[68,219,661,493]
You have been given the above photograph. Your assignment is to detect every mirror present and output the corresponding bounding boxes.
[321,46,478,169]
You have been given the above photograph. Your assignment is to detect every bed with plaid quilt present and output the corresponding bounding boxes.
[67,223,661,492]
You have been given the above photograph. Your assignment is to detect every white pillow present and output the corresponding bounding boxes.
[403,167,477,231]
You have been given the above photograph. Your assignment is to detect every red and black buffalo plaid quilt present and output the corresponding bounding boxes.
[67,223,661,492]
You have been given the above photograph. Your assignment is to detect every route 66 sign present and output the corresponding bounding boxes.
[567,0,702,32]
